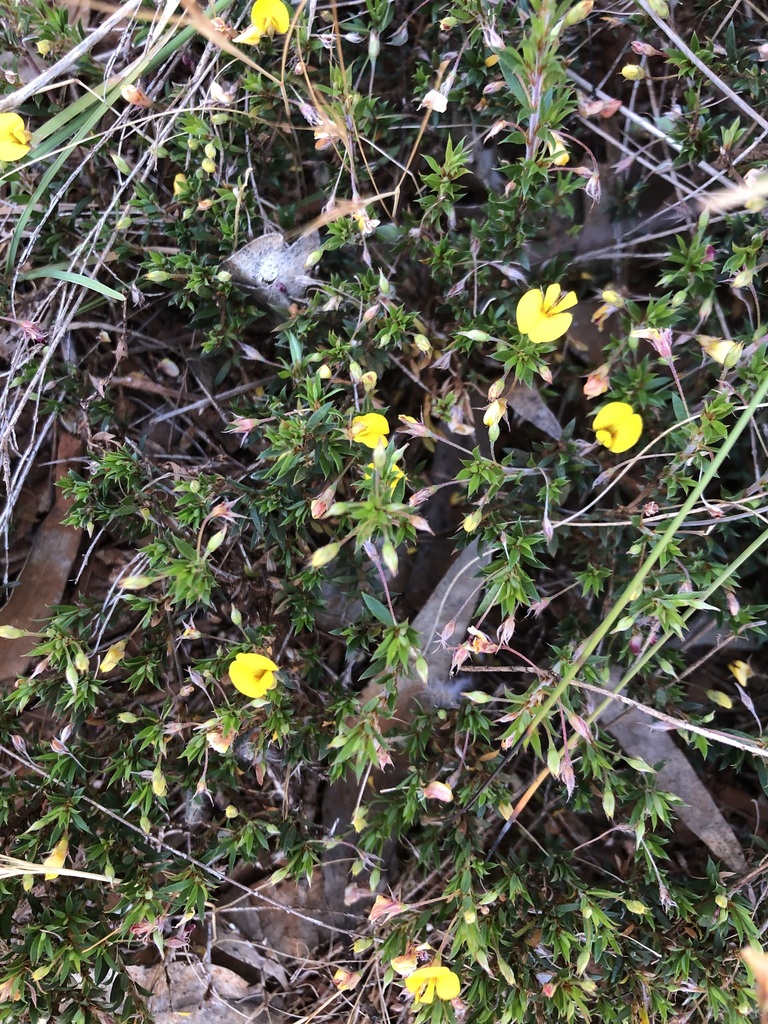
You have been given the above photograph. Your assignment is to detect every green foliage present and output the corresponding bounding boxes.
[1,0,767,1020]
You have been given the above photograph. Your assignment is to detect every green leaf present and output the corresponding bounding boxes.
[361,592,395,626]
[17,267,124,301]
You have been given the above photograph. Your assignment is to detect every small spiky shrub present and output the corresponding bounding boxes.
[1,0,767,1021]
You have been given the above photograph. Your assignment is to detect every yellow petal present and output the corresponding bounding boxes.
[728,661,753,687]
[542,283,563,310]
[43,838,69,879]
[698,336,743,367]
[528,311,573,344]
[435,969,461,1000]
[547,288,578,315]
[234,23,265,44]
[516,288,545,335]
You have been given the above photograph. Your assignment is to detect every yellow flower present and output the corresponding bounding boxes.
[405,964,461,1005]
[229,651,279,699]
[547,131,570,166]
[0,113,32,162]
[234,0,290,44]
[349,412,390,448]
[728,660,754,687]
[697,335,743,367]
[516,284,577,343]
[592,401,643,454]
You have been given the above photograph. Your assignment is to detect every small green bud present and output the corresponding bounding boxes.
[382,540,398,576]
[564,0,594,26]
[310,543,340,568]
[206,528,227,554]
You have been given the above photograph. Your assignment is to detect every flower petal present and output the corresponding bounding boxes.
[515,288,545,335]
[593,401,629,432]
[542,283,562,310]
[234,23,265,44]
[435,968,461,1000]
[528,311,573,344]
[609,412,643,453]
[549,288,578,314]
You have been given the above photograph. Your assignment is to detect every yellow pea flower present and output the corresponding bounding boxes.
[0,113,32,162]
[516,284,577,344]
[234,0,291,44]
[228,652,279,699]
[348,412,390,448]
[404,964,461,1005]
[592,401,643,454]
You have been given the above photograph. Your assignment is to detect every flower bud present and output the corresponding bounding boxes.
[462,509,482,533]
[310,543,340,568]
[621,64,646,81]
[458,329,491,342]
[382,541,398,576]
[564,0,594,26]
[488,378,506,401]
[583,363,610,398]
